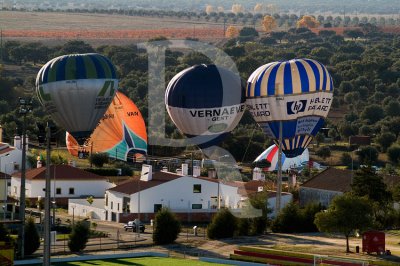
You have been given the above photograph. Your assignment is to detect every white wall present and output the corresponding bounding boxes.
[105,190,125,221]
[106,175,242,220]
[11,177,114,199]
[267,193,293,218]
[68,198,106,220]
[0,149,22,174]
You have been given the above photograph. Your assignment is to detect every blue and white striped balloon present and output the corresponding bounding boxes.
[246,59,334,158]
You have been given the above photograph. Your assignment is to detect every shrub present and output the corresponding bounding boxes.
[236,218,250,236]
[68,221,90,252]
[153,208,181,245]
[89,153,109,168]
[271,202,321,233]
[0,223,14,246]
[24,217,40,255]
[271,202,302,233]
[207,208,237,239]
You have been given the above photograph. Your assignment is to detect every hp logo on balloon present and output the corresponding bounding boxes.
[287,100,307,115]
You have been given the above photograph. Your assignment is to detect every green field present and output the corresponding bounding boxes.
[30,257,230,266]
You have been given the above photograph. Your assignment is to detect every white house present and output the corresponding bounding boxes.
[0,141,24,175]
[105,166,246,223]
[11,165,115,207]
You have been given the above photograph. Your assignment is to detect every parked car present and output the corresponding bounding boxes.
[123,219,145,233]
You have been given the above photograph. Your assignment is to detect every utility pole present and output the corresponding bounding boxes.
[18,97,31,259]
[0,28,3,63]
[43,123,51,266]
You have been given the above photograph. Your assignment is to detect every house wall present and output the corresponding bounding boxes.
[299,187,343,208]
[105,176,242,222]
[11,177,114,207]
[68,198,106,220]
[105,190,126,222]
[129,176,240,213]
[267,194,293,218]
[0,149,22,174]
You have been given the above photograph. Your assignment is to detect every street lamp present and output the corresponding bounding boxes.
[71,205,76,226]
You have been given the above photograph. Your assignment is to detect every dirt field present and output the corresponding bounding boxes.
[0,11,228,42]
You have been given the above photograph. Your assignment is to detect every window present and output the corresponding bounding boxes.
[56,188,61,195]
[69,188,74,195]
[105,194,108,206]
[13,186,17,194]
[192,204,202,209]
[111,202,113,210]
[193,184,201,193]
[154,204,162,213]
[117,203,120,211]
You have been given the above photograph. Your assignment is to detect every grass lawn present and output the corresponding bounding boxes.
[30,257,230,266]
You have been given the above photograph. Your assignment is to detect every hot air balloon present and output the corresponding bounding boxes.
[36,53,118,145]
[246,59,334,158]
[66,91,147,161]
[254,144,309,171]
[165,64,246,148]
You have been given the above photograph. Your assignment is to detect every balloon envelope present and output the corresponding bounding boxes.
[165,64,246,148]
[246,59,334,157]
[254,144,309,171]
[66,91,147,161]
[36,53,118,144]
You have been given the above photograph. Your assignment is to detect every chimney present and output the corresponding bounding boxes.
[140,164,152,181]
[181,163,189,176]
[253,167,265,181]
[13,135,28,150]
[14,135,21,149]
[193,166,201,177]
[208,169,216,179]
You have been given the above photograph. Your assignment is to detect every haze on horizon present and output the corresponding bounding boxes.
[2,0,399,14]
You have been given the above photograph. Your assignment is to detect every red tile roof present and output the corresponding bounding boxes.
[301,167,400,193]
[0,142,15,155]
[108,171,183,194]
[13,165,106,180]
[301,168,352,192]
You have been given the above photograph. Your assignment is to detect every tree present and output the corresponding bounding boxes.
[376,132,396,152]
[344,30,364,40]
[351,166,391,205]
[387,144,400,165]
[262,15,277,32]
[356,146,379,165]
[0,223,14,246]
[246,191,271,235]
[297,15,320,29]
[340,153,353,168]
[268,31,285,43]
[239,27,259,38]
[153,208,181,245]
[89,153,109,168]
[316,146,331,160]
[271,202,302,233]
[205,5,214,15]
[68,221,90,252]
[361,104,384,124]
[24,217,40,255]
[314,194,373,253]
[225,25,239,38]
[207,208,237,239]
